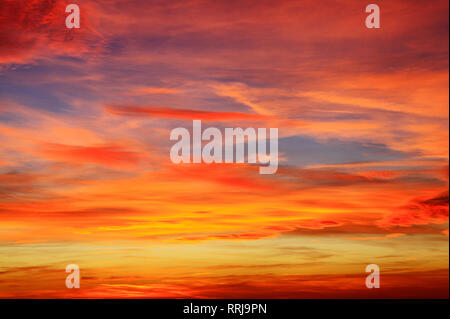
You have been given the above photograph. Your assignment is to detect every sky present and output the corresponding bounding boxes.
[0,0,448,298]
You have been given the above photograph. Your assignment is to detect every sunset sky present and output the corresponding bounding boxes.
[0,0,448,298]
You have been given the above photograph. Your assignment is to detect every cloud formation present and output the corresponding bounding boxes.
[0,0,448,298]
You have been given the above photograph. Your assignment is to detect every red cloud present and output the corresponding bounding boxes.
[105,105,272,122]
[0,0,101,64]
[380,192,449,228]
[40,143,140,167]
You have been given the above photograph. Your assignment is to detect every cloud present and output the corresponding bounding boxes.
[380,192,449,228]
[345,233,406,241]
[1,266,448,298]
[105,104,273,122]
[0,0,448,298]
[126,87,182,96]
[0,0,103,65]
[39,143,141,168]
